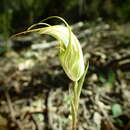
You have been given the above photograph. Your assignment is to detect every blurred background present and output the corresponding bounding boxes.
[0,0,130,38]
[0,0,130,130]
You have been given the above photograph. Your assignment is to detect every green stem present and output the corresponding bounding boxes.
[71,62,89,130]
[71,81,78,130]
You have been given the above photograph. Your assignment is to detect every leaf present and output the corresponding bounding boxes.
[112,104,122,117]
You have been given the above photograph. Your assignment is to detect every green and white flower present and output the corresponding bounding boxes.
[37,25,85,81]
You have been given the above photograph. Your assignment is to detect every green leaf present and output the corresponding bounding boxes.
[112,104,122,117]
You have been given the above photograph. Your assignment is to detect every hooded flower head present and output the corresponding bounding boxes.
[12,17,85,81]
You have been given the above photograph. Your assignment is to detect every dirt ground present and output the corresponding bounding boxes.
[0,21,130,130]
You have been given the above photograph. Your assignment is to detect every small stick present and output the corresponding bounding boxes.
[4,90,24,130]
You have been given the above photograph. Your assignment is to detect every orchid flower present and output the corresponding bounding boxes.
[11,16,89,130]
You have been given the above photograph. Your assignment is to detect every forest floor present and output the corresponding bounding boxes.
[0,21,130,130]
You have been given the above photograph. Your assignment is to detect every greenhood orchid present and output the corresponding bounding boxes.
[11,16,88,130]
[37,25,85,81]
[12,16,85,81]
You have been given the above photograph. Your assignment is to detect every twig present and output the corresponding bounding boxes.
[95,94,118,130]
[4,90,24,130]
[31,114,41,130]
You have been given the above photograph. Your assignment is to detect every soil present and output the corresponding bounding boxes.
[0,21,130,130]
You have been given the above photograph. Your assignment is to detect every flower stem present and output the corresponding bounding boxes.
[71,81,78,130]
[71,62,89,130]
